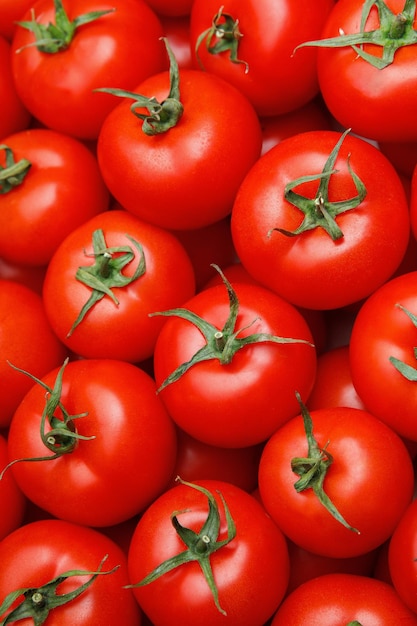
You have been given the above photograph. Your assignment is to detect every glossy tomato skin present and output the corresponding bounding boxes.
[0,433,26,541]
[231,130,410,310]
[11,0,167,139]
[190,0,335,117]
[0,0,33,40]
[7,359,177,527]
[0,519,142,625]
[349,270,417,442]
[153,282,317,448]
[97,69,262,230]
[258,406,414,558]
[0,280,67,429]
[128,480,290,626]
[270,573,417,625]
[0,129,109,266]
[42,210,196,362]
[389,498,417,614]
[316,0,417,142]
[0,35,31,138]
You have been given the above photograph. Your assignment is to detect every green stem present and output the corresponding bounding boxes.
[0,145,31,194]
[389,304,417,380]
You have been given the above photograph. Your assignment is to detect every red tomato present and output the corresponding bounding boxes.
[271,573,417,625]
[409,161,417,241]
[0,433,26,541]
[309,0,417,142]
[170,428,262,492]
[11,0,167,139]
[0,129,109,266]
[258,404,414,558]
[146,0,193,17]
[231,129,410,309]
[0,0,33,40]
[42,209,196,363]
[6,358,177,527]
[307,345,366,410]
[0,519,141,625]
[0,35,31,138]
[161,15,193,69]
[379,139,417,179]
[0,258,46,294]
[189,0,335,117]
[97,56,262,230]
[0,280,67,429]
[152,278,317,448]
[389,498,417,614]
[349,270,417,441]
[128,479,290,626]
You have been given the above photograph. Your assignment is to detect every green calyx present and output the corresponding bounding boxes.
[195,5,249,73]
[291,392,360,534]
[346,622,363,626]
[68,228,146,337]
[0,358,93,480]
[294,0,417,69]
[268,128,367,241]
[95,38,183,135]
[0,145,31,194]
[16,0,115,54]
[127,478,236,616]
[389,304,417,379]
[150,264,314,393]
[0,555,118,626]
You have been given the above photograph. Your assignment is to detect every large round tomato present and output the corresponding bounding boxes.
[271,573,417,625]
[0,279,67,429]
[0,128,109,266]
[349,270,417,442]
[0,519,142,625]
[11,0,167,139]
[96,62,262,230]
[189,0,335,117]
[310,0,417,142]
[6,358,177,527]
[258,404,414,558]
[231,129,410,310]
[0,35,31,138]
[152,278,317,448]
[128,479,290,626]
[389,498,417,614]
[42,209,196,363]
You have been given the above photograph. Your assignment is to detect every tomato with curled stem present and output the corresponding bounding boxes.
[127,479,290,626]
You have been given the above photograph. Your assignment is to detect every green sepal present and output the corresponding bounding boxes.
[95,37,183,135]
[0,358,94,480]
[389,303,417,380]
[268,128,367,241]
[0,555,118,626]
[67,228,146,337]
[195,6,249,73]
[16,0,115,54]
[127,478,236,616]
[0,145,31,194]
[294,0,417,69]
[150,264,314,393]
[291,392,360,534]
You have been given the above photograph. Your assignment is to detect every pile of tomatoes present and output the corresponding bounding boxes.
[2,0,417,624]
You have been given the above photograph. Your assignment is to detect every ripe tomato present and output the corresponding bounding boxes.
[0,35,31,138]
[270,573,417,625]
[0,279,67,429]
[306,0,417,142]
[0,433,26,541]
[258,404,414,558]
[152,276,317,448]
[6,358,177,527]
[42,209,196,363]
[11,0,167,139]
[189,0,335,117]
[389,498,417,614]
[0,128,109,267]
[0,519,142,625]
[349,270,417,441]
[96,46,262,230]
[145,0,193,17]
[127,479,290,626]
[231,129,410,310]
